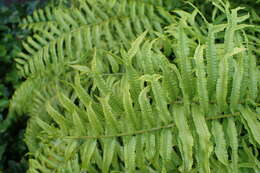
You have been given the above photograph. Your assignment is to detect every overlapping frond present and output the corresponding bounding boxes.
[25,23,260,172]
[20,5,58,31]
[5,0,260,172]
[16,0,172,77]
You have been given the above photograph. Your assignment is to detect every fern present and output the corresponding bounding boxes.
[20,5,58,31]
[16,0,172,77]
[3,0,260,172]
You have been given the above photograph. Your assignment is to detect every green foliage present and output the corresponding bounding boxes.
[3,0,260,172]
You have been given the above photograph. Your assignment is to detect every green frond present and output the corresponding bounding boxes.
[194,45,209,113]
[206,24,225,100]
[173,23,194,98]
[211,120,228,166]
[20,6,57,31]
[240,107,260,145]
[192,105,212,173]
[172,105,194,172]
[230,60,243,112]
[138,86,154,128]
[226,118,239,173]
[46,102,69,135]
[6,1,260,172]
[16,0,171,77]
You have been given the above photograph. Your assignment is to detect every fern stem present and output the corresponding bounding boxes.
[63,113,241,140]
[64,123,175,139]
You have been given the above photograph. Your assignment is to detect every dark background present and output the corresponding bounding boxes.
[0,1,46,172]
[3,0,46,6]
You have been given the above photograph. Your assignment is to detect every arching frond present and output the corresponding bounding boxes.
[20,6,57,31]
[16,0,172,77]
[5,1,260,172]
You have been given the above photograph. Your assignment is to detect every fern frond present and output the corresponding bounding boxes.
[230,60,243,112]
[211,120,228,166]
[226,118,239,173]
[16,0,171,77]
[172,105,194,172]
[206,24,226,100]
[8,1,260,172]
[172,22,194,98]
[192,105,212,173]
[20,6,57,31]
[240,107,260,145]
[194,45,209,113]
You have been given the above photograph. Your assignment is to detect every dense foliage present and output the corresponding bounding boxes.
[2,0,260,172]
